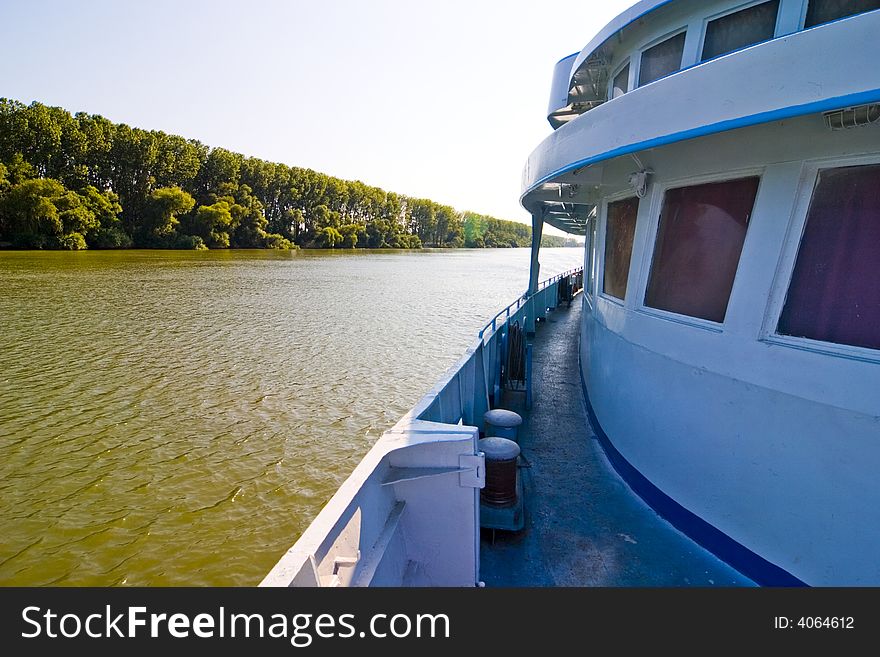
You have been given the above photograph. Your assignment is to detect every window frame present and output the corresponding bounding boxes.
[762,153,880,361]
[608,58,632,100]
[633,27,689,89]
[583,214,597,306]
[633,168,765,332]
[697,0,783,63]
[799,0,880,29]
[598,190,641,307]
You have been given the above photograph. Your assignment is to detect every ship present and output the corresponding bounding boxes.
[262,0,880,588]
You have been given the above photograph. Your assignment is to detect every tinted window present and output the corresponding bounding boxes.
[638,32,686,87]
[645,177,759,322]
[612,63,630,98]
[805,0,880,27]
[603,197,639,300]
[778,164,880,350]
[701,1,779,61]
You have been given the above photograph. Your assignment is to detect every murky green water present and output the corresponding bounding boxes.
[0,248,582,585]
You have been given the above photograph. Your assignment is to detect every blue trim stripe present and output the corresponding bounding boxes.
[555,51,579,65]
[523,87,880,202]
[577,345,808,587]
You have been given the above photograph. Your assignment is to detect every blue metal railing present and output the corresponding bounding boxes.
[479,267,583,339]
[410,267,583,431]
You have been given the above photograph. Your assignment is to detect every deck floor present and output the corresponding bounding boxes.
[479,296,755,587]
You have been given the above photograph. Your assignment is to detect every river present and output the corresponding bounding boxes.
[0,247,582,585]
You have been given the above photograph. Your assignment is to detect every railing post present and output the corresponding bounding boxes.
[526,298,536,336]
[525,343,533,409]
[528,210,543,296]
[471,342,489,432]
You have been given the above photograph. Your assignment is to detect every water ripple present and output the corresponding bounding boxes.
[0,248,582,585]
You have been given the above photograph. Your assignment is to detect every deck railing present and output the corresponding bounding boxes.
[261,266,582,587]
[408,266,583,430]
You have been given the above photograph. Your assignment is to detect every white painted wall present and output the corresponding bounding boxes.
[576,114,880,585]
[523,13,880,197]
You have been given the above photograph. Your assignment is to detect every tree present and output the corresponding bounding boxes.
[262,232,293,249]
[318,226,343,248]
[0,178,97,249]
[194,147,241,204]
[339,223,363,248]
[4,153,36,185]
[0,96,551,251]
[80,186,129,249]
[0,178,64,245]
[141,186,195,244]
[190,201,235,248]
[229,186,268,248]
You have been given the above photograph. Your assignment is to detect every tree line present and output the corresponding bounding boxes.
[0,99,576,251]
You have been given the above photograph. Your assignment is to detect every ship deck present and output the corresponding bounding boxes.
[479,296,755,587]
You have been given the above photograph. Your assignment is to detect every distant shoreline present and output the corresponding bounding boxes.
[0,99,582,252]
[0,244,583,253]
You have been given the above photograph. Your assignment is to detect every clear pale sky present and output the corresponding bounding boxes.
[0,0,636,230]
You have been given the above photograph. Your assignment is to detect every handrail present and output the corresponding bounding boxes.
[478,267,583,339]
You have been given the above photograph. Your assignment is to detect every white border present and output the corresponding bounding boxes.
[634,27,688,89]
[598,190,642,306]
[608,58,632,100]
[632,167,766,332]
[697,0,785,63]
[761,152,880,362]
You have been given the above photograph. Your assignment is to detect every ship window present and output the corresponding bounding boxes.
[638,32,686,87]
[645,177,759,323]
[701,1,780,61]
[603,197,639,300]
[777,164,880,350]
[804,0,880,28]
[612,62,630,98]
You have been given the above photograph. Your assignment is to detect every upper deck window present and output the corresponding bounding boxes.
[638,32,686,87]
[645,177,759,323]
[603,197,639,300]
[701,1,780,61]
[804,0,880,28]
[612,62,630,99]
[777,164,880,350]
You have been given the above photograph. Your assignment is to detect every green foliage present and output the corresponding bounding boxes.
[55,232,87,250]
[541,234,581,248]
[339,223,363,248]
[0,97,575,251]
[91,226,133,249]
[318,226,343,248]
[462,212,530,247]
[1,178,66,241]
[393,233,422,249]
[174,234,208,250]
[190,201,234,248]
[4,153,37,186]
[229,185,268,248]
[262,233,294,249]
[140,186,195,243]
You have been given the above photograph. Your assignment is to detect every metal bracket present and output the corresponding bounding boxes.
[382,453,485,488]
[459,453,485,489]
[333,551,361,574]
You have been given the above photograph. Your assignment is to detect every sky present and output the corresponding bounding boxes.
[0,0,637,232]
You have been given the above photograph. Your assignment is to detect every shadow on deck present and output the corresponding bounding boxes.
[479,296,755,587]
